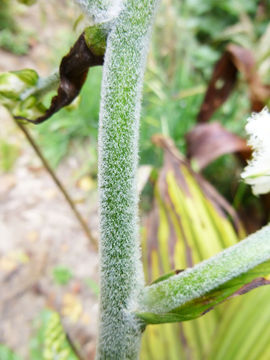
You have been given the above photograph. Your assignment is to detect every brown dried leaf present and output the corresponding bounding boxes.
[198,50,238,123]
[16,33,104,124]
[186,122,251,170]
[198,44,270,122]
[227,44,270,111]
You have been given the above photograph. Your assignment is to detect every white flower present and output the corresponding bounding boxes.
[241,107,270,195]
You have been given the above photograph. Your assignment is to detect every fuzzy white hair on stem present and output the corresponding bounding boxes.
[74,0,123,23]
[241,107,270,195]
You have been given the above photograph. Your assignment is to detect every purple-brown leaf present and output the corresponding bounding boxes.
[198,44,270,123]
[15,33,104,124]
[186,122,251,170]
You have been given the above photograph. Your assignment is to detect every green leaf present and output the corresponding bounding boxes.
[141,323,183,360]
[0,344,22,360]
[0,139,20,172]
[208,287,270,360]
[0,69,46,119]
[0,69,38,100]
[84,277,100,296]
[0,29,30,55]
[137,225,270,325]
[84,25,107,56]
[52,266,73,286]
[150,270,184,285]
[30,310,79,360]
[17,0,37,5]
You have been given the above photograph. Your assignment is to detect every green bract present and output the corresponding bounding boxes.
[0,69,38,103]
[0,69,46,119]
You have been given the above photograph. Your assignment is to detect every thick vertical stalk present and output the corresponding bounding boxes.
[75,0,122,22]
[97,0,159,359]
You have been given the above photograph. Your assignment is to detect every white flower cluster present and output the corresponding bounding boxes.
[241,107,270,195]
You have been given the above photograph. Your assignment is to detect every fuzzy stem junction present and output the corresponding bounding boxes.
[74,0,122,23]
[137,225,270,315]
[96,0,159,359]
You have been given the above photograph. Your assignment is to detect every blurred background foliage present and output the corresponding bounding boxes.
[2,0,270,193]
[1,0,270,359]
[0,0,34,54]
[30,0,270,205]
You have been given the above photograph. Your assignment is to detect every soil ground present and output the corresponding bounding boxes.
[0,1,100,358]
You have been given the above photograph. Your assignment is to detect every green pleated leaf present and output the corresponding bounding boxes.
[208,287,270,360]
[143,135,244,284]
[140,135,245,359]
[42,311,79,360]
[30,310,79,360]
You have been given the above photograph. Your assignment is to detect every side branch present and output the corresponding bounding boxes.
[137,225,270,323]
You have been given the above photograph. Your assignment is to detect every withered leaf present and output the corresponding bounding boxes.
[198,44,270,123]
[15,32,104,124]
[186,122,251,170]
[152,134,243,232]
[143,135,244,282]
[193,272,270,319]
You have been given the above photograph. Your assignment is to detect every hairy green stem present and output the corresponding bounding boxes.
[137,225,270,315]
[75,0,122,23]
[96,0,159,359]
